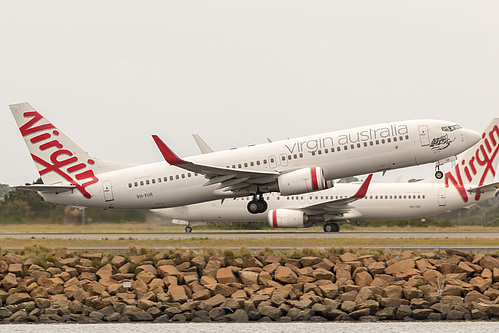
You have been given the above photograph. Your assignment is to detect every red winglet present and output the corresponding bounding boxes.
[352,174,373,198]
[152,135,187,165]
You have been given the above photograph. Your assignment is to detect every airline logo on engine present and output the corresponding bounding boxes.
[445,125,499,202]
[19,111,99,199]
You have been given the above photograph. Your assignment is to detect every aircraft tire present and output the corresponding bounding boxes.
[248,199,267,214]
[435,171,444,179]
[185,226,192,233]
[324,223,340,232]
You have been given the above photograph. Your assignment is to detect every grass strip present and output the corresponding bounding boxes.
[0,237,498,248]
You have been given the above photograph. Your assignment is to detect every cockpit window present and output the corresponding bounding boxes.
[442,124,462,132]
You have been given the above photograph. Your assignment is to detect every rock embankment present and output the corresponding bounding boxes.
[0,248,499,323]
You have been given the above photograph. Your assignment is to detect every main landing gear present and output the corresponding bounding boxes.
[323,222,340,232]
[247,194,268,214]
[185,225,192,233]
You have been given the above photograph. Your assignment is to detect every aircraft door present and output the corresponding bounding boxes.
[438,188,446,206]
[102,180,114,202]
[279,154,288,167]
[269,155,277,168]
[419,125,430,147]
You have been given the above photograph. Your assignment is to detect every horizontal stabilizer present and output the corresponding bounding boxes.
[15,184,76,193]
[468,181,499,194]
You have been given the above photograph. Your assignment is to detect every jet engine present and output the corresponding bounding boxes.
[273,167,329,195]
[267,209,313,228]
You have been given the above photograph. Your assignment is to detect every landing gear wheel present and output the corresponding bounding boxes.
[324,222,340,232]
[435,170,444,179]
[185,226,192,233]
[247,194,268,214]
[247,200,262,214]
[258,199,268,213]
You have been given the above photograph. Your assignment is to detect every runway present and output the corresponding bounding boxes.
[0,231,498,240]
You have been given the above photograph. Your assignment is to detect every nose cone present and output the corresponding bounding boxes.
[464,129,481,148]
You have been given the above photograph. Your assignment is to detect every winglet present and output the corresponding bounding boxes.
[152,135,187,165]
[352,174,373,198]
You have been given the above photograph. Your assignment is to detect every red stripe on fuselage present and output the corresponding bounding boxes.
[272,210,277,228]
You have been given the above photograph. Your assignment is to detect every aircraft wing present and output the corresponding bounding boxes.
[14,184,76,193]
[295,174,373,215]
[152,135,279,192]
[468,181,499,194]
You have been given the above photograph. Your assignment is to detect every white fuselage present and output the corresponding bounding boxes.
[40,119,477,209]
[154,181,498,223]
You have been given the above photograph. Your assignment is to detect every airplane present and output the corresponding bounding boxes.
[154,118,499,232]
[10,102,481,215]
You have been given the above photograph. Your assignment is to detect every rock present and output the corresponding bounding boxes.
[216,267,238,284]
[354,271,373,288]
[3,253,22,264]
[383,285,403,299]
[385,259,415,275]
[376,307,396,320]
[168,285,188,303]
[480,255,499,271]
[274,266,298,284]
[238,270,259,286]
[412,308,433,320]
[367,262,386,275]
[204,294,226,308]
[122,305,153,321]
[312,268,334,281]
[6,293,32,305]
[339,253,358,262]
[341,300,356,313]
[158,265,181,278]
[349,307,371,320]
[470,276,492,292]
[2,272,19,289]
[300,257,323,267]
[258,305,281,320]
[395,304,412,320]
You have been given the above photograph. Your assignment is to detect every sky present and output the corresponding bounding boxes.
[1,1,498,186]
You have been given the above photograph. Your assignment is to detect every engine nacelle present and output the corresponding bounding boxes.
[268,209,311,228]
[277,167,328,195]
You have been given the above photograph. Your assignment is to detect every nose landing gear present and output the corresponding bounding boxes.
[435,164,444,179]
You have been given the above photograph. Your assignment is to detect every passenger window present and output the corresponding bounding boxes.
[393,137,397,142]
[257,161,261,165]
[318,150,322,155]
[370,141,374,146]
[238,164,242,168]
[344,146,348,150]
[263,160,267,164]
[140,181,144,186]
[152,179,155,184]
[400,136,404,141]
[128,183,132,188]
[387,138,391,143]
[244,163,248,167]
[351,145,354,149]
[164,177,167,182]
[181,174,185,179]
[188,173,191,177]
[170,176,174,181]
[288,155,292,160]
[405,135,409,140]
[376,140,380,145]
[357,143,361,148]
[294,154,298,159]
[175,175,179,180]
[312,152,316,156]
[158,178,161,183]
[282,156,286,161]
[146,180,150,185]
[381,139,385,144]
[364,142,368,147]
[331,148,335,152]
[134,182,138,187]
[337,147,341,151]
[250,162,254,166]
